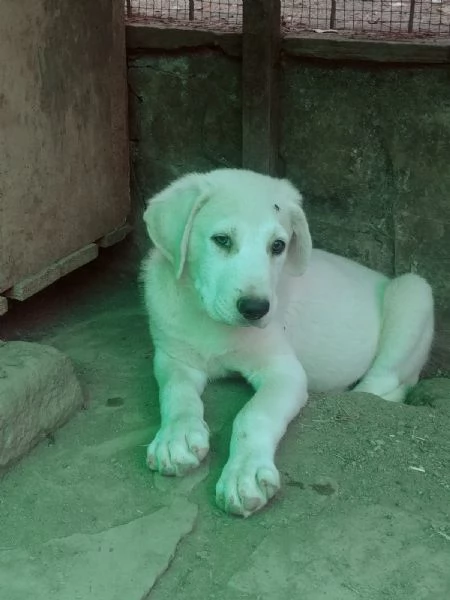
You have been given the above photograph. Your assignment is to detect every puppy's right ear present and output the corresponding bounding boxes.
[143,173,210,279]
[286,203,313,276]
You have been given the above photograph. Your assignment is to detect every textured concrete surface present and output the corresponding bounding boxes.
[281,63,450,293]
[128,50,242,241]
[0,246,449,599]
[0,341,84,471]
[1,498,197,600]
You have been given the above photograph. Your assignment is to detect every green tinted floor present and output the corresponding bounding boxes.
[1,243,449,600]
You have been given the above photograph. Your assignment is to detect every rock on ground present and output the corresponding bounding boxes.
[0,341,84,472]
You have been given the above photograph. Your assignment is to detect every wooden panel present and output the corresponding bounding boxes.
[0,0,130,295]
[0,297,7,316]
[6,244,99,301]
[242,0,281,175]
[98,224,133,248]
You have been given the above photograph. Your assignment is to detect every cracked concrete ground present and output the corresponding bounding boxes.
[1,242,449,600]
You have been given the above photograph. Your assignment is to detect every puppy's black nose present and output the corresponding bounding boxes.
[237,297,270,321]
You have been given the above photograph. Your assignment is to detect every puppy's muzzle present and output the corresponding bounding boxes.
[236,296,270,321]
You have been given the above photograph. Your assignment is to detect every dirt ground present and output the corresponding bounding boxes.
[1,242,450,599]
[126,0,450,37]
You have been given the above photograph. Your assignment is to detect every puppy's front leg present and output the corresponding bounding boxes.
[216,356,308,517]
[147,349,209,476]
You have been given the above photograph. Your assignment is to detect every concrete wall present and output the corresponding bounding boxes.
[281,61,450,367]
[0,0,129,299]
[128,50,242,245]
[128,46,450,371]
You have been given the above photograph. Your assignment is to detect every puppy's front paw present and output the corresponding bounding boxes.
[215,454,280,517]
[147,416,210,476]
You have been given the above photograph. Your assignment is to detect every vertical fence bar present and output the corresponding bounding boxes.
[330,0,337,29]
[407,0,416,33]
[189,0,195,21]
[242,0,281,176]
[126,0,132,18]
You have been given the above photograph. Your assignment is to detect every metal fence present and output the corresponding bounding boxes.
[125,0,450,36]
[282,0,450,35]
[125,1,242,28]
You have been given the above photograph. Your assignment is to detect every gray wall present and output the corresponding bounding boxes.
[128,50,242,244]
[129,49,450,371]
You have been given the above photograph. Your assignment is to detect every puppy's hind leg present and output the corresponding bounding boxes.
[353,274,434,402]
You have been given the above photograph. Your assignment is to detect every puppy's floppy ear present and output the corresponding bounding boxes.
[143,173,210,279]
[286,193,313,276]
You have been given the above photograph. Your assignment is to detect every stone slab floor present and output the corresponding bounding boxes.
[1,242,449,600]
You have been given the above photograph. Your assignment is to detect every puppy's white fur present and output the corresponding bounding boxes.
[141,169,434,517]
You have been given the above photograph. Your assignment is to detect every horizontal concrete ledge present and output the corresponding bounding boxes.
[126,23,450,64]
[126,23,242,57]
[282,33,450,64]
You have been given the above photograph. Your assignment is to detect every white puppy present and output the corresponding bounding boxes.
[141,168,434,517]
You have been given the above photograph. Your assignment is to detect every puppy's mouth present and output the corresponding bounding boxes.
[237,315,270,329]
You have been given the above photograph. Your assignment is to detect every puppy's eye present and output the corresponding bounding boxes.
[271,239,286,255]
[211,234,232,249]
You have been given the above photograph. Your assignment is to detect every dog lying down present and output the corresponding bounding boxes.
[141,168,434,517]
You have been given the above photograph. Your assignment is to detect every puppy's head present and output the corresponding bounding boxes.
[144,169,312,327]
